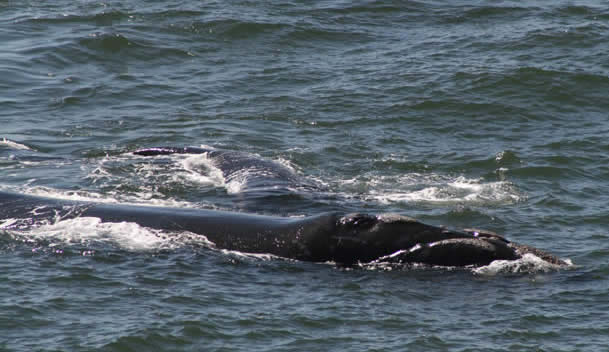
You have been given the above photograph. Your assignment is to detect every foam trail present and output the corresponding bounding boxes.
[20,186,114,203]
[19,217,214,251]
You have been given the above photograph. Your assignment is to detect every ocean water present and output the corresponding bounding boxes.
[1,1,609,351]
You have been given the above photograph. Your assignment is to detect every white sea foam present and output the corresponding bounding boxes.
[0,183,203,213]
[224,168,252,194]
[218,248,286,262]
[0,218,20,229]
[183,153,302,195]
[0,138,32,151]
[0,183,113,204]
[127,149,523,206]
[473,253,572,275]
[273,156,298,174]
[128,150,232,196]
[180,153,226,188]
[351,173,523,205]
[78,154,219,208]
[19,217,214,251]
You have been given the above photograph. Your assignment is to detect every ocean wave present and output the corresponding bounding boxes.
[519,23,608,49]
[0,138,33,151]
[198,19,285,39]
[16,10,131,26]
[434,67,609,116]
[77,32,195,60]
[444,5,534,24]
[553,5,609,18]
[311,1,416,15]
[508,165,584,180]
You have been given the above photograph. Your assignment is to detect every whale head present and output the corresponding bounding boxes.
[331,213,568,267]
[329,213,472,263]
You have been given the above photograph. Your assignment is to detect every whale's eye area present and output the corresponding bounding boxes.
[339,213,377,229]
[463,228,510,243]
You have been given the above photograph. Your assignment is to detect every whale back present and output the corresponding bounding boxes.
[134,146,317,194]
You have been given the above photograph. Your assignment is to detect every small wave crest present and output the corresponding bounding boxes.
[218,248,286,262]
[0,138,33,151]
[0,183,201,214]
[7,185,116,204]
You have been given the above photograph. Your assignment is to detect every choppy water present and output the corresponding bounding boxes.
[2,1,609,351]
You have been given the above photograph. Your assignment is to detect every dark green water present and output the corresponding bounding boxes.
[1,1,609,351]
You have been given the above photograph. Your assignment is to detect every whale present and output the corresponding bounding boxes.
[0,146,566,267]
[134,146,318,193]
[0,190,565,266]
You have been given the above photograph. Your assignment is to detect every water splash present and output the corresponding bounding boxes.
[15,217,214,252]
[0,138,33,151]
[473,253,572,275]
[344,173,524,205]
[180,153,226,188]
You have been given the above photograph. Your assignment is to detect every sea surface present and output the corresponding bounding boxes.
[1,1,609,351]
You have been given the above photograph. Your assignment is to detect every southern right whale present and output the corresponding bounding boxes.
[0,189,565,266]
[0,145,566,267]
